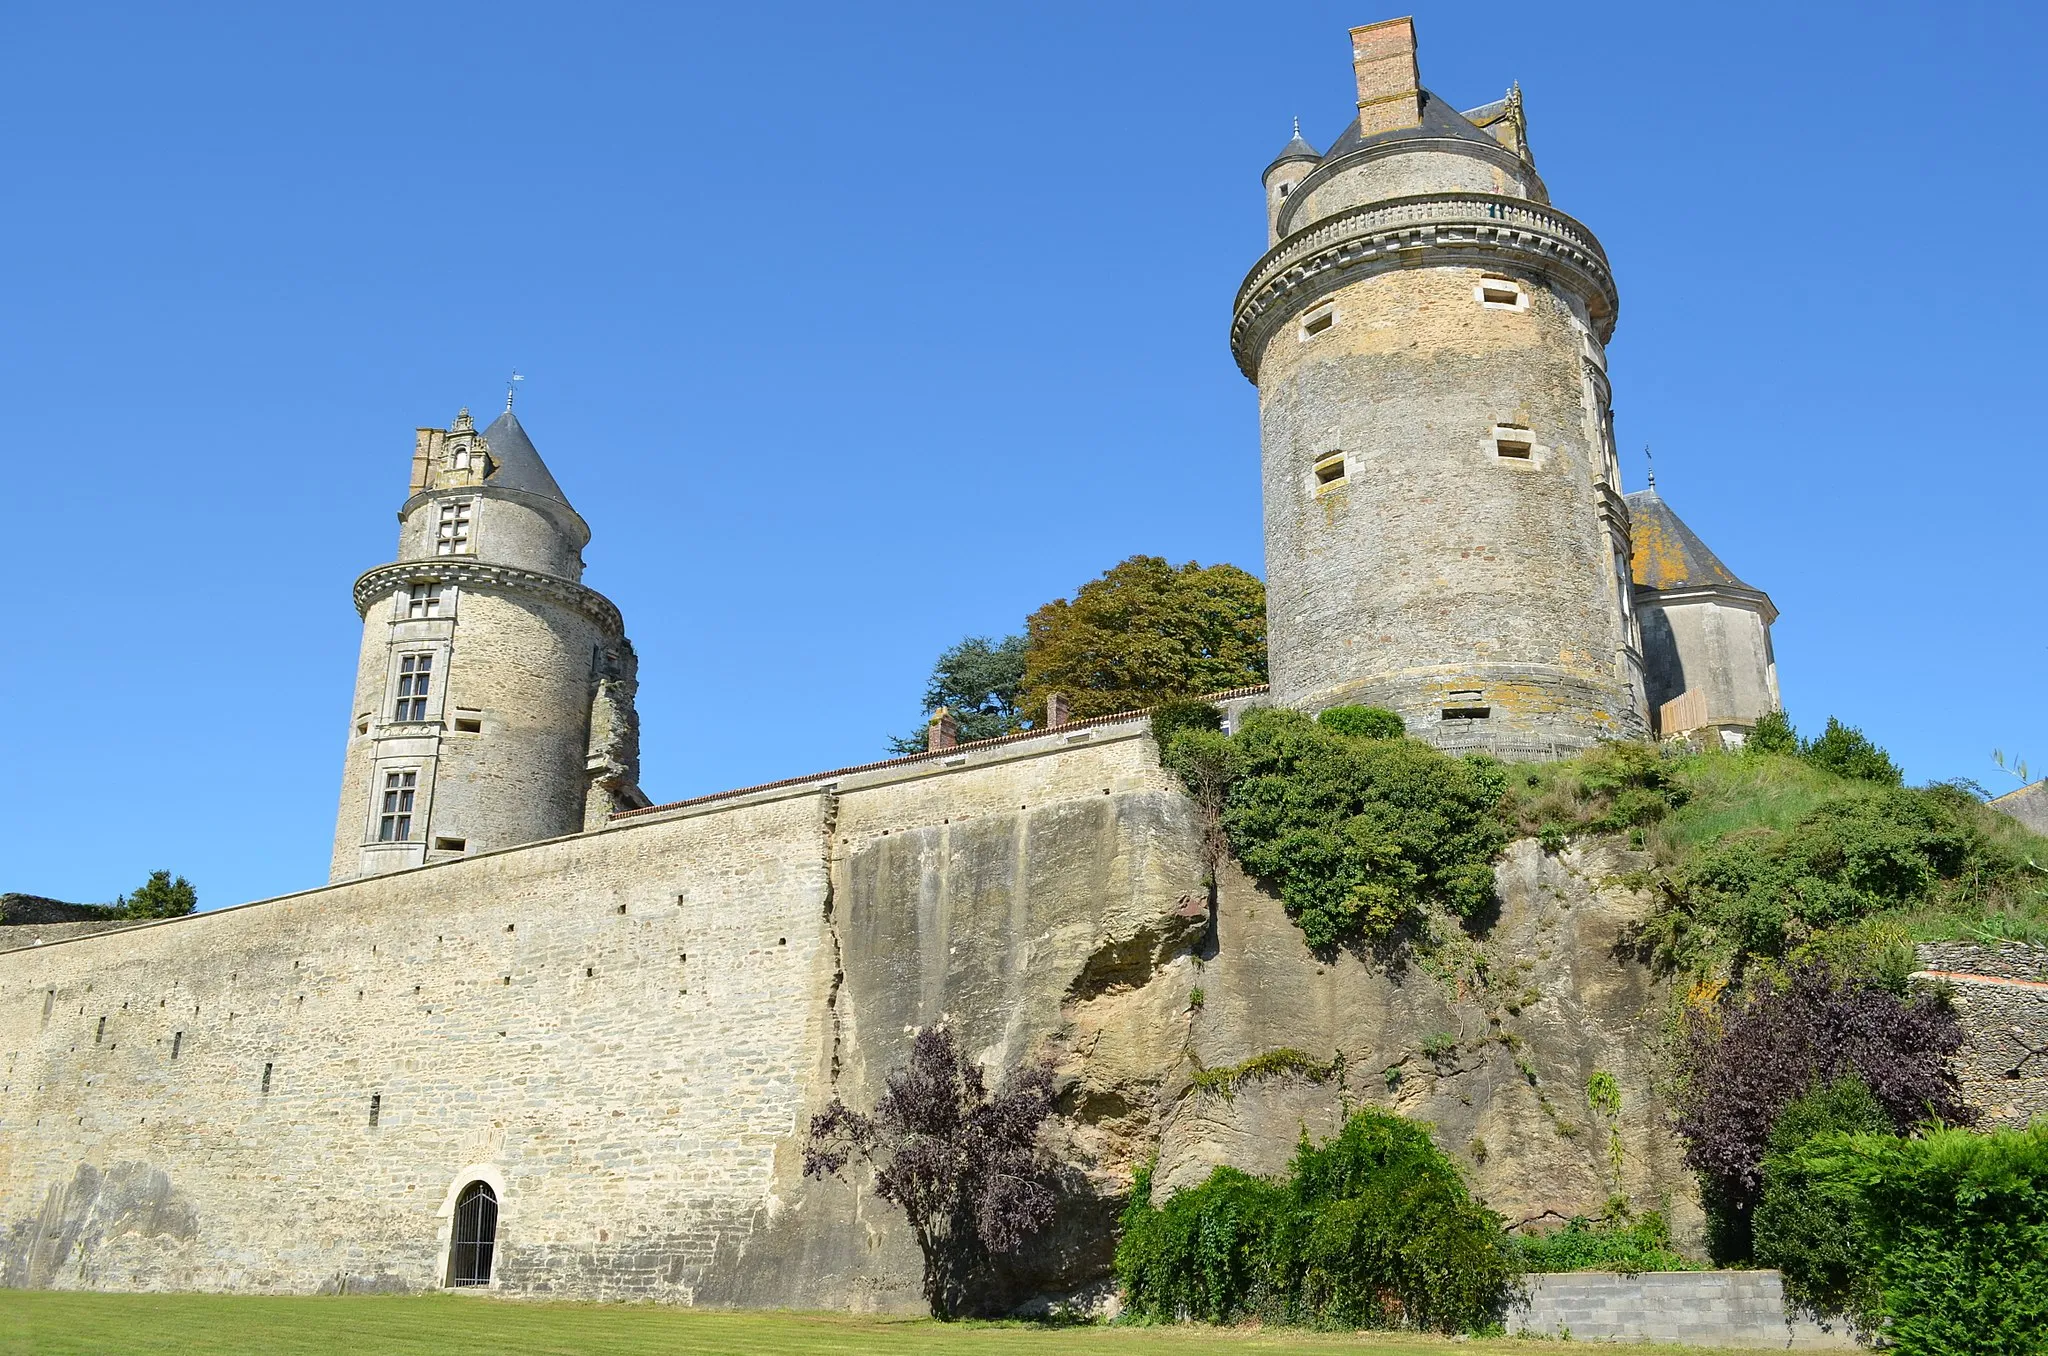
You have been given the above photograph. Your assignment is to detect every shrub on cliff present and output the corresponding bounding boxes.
[1163,707,1509,951]
[1116,1109,1515,1332]
[1672,959,1969,1261]
[1515,1198,1696,1274]
[803,1026,1059,1318]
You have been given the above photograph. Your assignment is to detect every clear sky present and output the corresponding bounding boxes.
[3,1,2042,911]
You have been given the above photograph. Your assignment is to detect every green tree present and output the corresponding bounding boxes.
[887,634,1027,753]
[1803,717,1903,785]
[1753,1075,1892,1328]
[1020,556,1265,721]
[118,870,197,920]
[1746,709,1799,756]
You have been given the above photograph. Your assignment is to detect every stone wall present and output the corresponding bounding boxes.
[1509,1271,1851,1348]
[1914,942,2048,1128]
[0,726,1713,1306]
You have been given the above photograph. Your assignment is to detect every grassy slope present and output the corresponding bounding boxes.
[0,1292,1766,1356]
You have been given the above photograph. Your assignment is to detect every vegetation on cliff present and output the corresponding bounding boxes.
[1115,1109,1517,1332]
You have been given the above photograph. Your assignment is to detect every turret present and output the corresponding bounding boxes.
[1238,16,1646,759]
[329,402,646,881]
[1262,120,1321,247]
[1626,475,1781,744]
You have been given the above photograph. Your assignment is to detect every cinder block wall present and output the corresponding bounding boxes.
[1509,1271,1852,1349]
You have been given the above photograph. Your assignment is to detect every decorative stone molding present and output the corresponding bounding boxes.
[1273,134,1544,240]
[353,560,624,638]
[1232,192,1617,379]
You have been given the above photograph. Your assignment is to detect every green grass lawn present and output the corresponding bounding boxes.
[0,1291,1761,1356]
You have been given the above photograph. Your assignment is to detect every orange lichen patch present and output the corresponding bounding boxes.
[1629,494,1742,590]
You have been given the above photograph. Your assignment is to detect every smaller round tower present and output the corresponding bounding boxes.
[329,405,645,881]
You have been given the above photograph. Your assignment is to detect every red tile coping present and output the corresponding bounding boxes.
[1913,970,2048,993]
[610,684,1273,823]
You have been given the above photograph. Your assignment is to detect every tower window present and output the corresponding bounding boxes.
[1313,453,1348,491]
[261,1062,273,1094]
[377,770,418,842]
[369,1093,381,1128]
[1493,425,1534,459]
[452,445,471,471]
[1476,277,1526,309]
[1301,307,1335,339]
[435,500,473,556]
[1277,183,1292,198]
[405,583,443,619]
[394,653,433,721]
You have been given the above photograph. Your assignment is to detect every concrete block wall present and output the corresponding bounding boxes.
[1509,1271,1852,1348]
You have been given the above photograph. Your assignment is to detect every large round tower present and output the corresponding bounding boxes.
[329,404,645,881]
[1236,17,1646,759]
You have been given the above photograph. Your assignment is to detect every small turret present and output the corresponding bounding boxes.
[1262,119,1321,246]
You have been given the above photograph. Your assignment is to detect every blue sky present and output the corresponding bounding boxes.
[3,1,2041,910]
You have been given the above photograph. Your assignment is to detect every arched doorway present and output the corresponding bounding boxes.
[448,1181,499,1286]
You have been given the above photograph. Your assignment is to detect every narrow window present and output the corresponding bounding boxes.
[434,837,466,852]
[1301,308,1335,338]
[1277,182,1292,198]
[355,713,371,736]
[96,1016,106,1044]
[405,583,443,619]
[1442,690,1491,720]
[449,1182,500,1286]
[452,445,471,471]
[261,1062,273,1094]
[1477,277,1524,309]
[369,1094,381,1128]
[453,711,482,734]
[171,1031,182,1060]
[1314,453,1347,489]
[393,653,433,721]
[43,990,54,1024]
[435,500,473,556]
[377,771,418,842]
[1493,425,1534,459]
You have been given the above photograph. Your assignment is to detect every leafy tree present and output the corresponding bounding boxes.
[1116,1108,1516,1332]
[1753,1075,1892,1328]
[1020,556,1265,722]
[888,634,1028,753]
[1673,960,1970,1261]
[1746,709,1799,756]
[803,1026,1059,1318]
[1803,717,1903,785]
[117,870,197,920]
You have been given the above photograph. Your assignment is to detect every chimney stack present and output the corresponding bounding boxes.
[927,707,959,752]
[1350,17,1421,138]
[1045,692,1071,728]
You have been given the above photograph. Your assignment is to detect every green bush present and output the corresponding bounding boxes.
[1189,707,1508,951]
[1802,717,1903,786]
[117,870,197,920]
[1316,705,1405,740]
[1753,1076,1892,1327]
[1151,698,1223,750]
[1116,1110,1516,1332]
[1747,710,1800,756]
[1516,1200,1695,1274]
[1786,1124,2048,1355]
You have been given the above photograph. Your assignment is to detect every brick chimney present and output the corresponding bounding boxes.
[1045,692,1071,728]
[1350,17,1421,138]
[927,707,959,752]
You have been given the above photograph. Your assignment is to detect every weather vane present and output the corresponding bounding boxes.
[506,370,524,412]
[1644,444,1656,490]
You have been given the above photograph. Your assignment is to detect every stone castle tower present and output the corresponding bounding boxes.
[1239,17,1648,759]
[329,404,645,881]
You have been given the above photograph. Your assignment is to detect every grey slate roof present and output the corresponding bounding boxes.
[1264,128,1322,176]
[481,410,572,509]
[1317,87,1501,161]
[1624,488,1759,593]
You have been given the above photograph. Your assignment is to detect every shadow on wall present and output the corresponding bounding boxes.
[2,1162,197,1290]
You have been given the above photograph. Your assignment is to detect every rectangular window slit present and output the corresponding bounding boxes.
[1303,310,1334,336]
[369,1093,381,1128]
[1314,455,1347,486]
[171,1032,182,1060]
[95,1016,106,1044]
[454,717,482,733]
[1482,285,1518,305]
[261,1062,273,1094]
[1442,706,1492,721]
[434,837,466,852]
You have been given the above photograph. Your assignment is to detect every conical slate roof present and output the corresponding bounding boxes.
[1264,125,1322,176]
[1624,488,1756,592]
[480,410,572,509]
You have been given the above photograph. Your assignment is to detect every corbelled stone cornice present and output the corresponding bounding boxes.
[353,559,625,637]
[1232,192,1618,381]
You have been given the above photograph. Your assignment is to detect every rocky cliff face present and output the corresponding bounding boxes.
[703,778,1702,1313]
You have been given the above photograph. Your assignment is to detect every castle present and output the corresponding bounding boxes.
[3,18,1795,1306]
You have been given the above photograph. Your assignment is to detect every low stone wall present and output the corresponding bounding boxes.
[1914,942,2048,1127]
[1508,1271,1852,1348]
[0,920,140,951]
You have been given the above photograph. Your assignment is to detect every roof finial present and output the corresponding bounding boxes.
[1644,444,1656,490]
[506,370,524,412]
[1292,115,1301,137]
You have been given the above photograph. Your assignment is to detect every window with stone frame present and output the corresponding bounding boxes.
[393,653,433,722]
[404,582,443,619]
[377,770,418,842]
[435,500,473,555]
